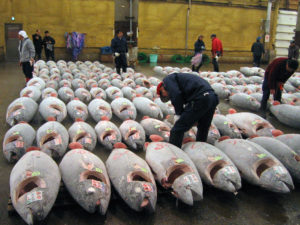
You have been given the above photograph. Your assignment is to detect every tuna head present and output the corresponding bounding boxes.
[14,177,47,224]
[255,159,294,193]
[100,129,121,150]
[208,163,241,193]
[125,179,157,213]
[171,172,203,206]
[77,170,110,214]
[124,127,145,150]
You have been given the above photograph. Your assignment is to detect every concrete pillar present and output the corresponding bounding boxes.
[295,2,300,46]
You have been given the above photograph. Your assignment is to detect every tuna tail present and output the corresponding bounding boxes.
[228,108,237,114]
[69,142,84,149]
[113,142,127,149]
[75,118,84,122]
[218,136,231,142]
[149,135,164,142]
[271,129,283,137]
[101,116,109,121]
[26,146,41,152]
[47,116,56,121]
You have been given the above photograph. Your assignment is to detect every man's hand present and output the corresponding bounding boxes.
[174,115,180,123]
[114,52,120,57]
[270,89,275,95]
[30,58,34,66]
[278,82,284,91]
[19,61,22,67]
[126,53,129,58]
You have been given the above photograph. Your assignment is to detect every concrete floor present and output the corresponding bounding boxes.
[1,61,300,225]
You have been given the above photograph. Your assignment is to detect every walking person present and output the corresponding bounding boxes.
[211,34,223,72]
[111,30,128,74]
[192,35,205,72]
[251,37,265,67]
[32,29,43,60]
[288,40,299,60]
[156,73,219,148]
[260,57,298,118]
[18,30,35,83]
[43,31,55,61]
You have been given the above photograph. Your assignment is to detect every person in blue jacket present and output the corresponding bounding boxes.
[111,30,128,74]
[157,73,219,148]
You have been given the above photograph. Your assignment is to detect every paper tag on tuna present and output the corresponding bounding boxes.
[16,141,24,148]
[13,110,21,116]
[273,166,287,176]
[142,183,153,192]
[214,156,222,161]
[141,167,148,173]
[252,121,257,125]
[77,129,84,134]
[46,129,53,134]
[108,134,116,141]
[105,127,112,131]
[26,191,43,204]
[183,174,198,185]
[91,179,102,189]
[95,168,103,173]
[165,132,170,137]
[85,138,92,144]
[175,158,184,163]
[256,153,266,159]
[223,121,228,125]
[13,131,20,135]
[154,124,160,129]
[224,166,235,175]
[54,136,62,145]
[132,132,140,139]
[31,171,40,177]
[129,127,136,131]
[122,102,127,105]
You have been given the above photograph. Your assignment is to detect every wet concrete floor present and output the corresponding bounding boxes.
[0,61,300,225]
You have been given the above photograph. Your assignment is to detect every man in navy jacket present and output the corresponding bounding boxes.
[111,30,128,74]
[157,73,219,148]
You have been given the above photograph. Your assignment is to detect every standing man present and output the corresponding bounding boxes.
[32,29,43,60]
[288,40,299,60]
[251,36,265,67]
[260,57,298,117]
[43,31,55,61]
[111,30,128,74]
[192,35,205,72]
[18,30,35,83]
[156,73,219,148]
[211,34,223,72]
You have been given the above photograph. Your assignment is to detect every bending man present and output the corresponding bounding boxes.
[157,73,219,148]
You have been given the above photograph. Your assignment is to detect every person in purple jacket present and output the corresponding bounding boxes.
[157,73,219,148]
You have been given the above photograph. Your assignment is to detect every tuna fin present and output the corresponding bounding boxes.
[18,121,28,124]
[290,102,295,105]
[272,129,283,137]
[182,137,195,144]
[50,93,57,97]
[26,146,41,152]
[142,116,150,120]
[136,94,142,97]
[47,116,56,121]
[113,142,127,149]
[101,116,109,121]
[273,101,280,106]
[75,118,84,122]
[228,108,237,114]
[74,97,80,100]
[218,136,230,142]
[69,142,83,149]
[150,135,164,142]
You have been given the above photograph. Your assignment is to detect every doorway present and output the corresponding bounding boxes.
[5,23,23,61]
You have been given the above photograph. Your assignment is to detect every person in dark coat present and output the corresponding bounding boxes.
[43,31,55,61]
[32,29,43,60]
[157,73,219,148]
[251,37,265,67]
[260,57,298,117]
[192,35,205,72]
[288,40,299,60]
[111,30,128,75]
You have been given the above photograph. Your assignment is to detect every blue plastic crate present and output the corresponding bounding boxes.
[100,46,112,55]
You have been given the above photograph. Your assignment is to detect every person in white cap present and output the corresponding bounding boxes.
[18,30,35,83]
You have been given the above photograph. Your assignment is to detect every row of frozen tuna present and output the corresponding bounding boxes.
[10,133,300,225]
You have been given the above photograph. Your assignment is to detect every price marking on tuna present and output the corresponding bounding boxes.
[95,168,103,173]
[256,153,266,159]
[26,191,43,204]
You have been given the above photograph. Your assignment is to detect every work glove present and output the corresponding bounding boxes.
[126,53,129,58]
[114,52,120,57]
[174,115,180,123]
